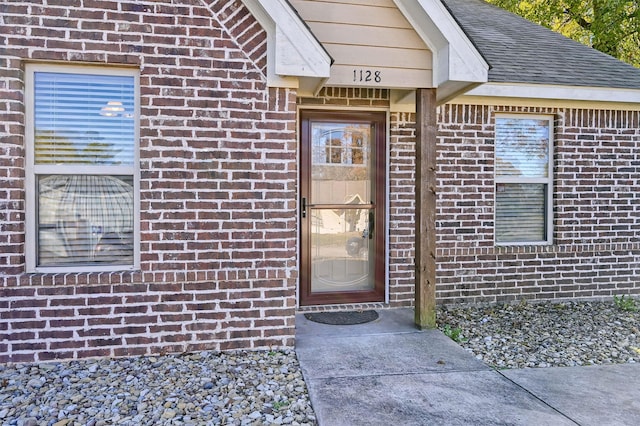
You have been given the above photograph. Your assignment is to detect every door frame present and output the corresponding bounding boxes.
[298,109,387,306]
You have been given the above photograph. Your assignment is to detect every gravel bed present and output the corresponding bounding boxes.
[438,299,640,369]
[0,349,316,426]
[3,299,638,425]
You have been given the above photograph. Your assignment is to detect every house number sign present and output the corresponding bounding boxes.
[353,69,382,83]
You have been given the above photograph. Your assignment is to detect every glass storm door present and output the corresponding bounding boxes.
[300,111,386,306]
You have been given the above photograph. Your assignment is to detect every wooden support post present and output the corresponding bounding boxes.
[415,88,437,329]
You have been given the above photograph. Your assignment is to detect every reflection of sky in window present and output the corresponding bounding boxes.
[34,72,135,166]
[496,118,549,177]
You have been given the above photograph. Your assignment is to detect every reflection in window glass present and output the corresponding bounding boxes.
[495,116,552,244]
[351,132,364,164]
[325,135,343,164]
[495,118,549,177]
[310,208,373,293]
[311,122,372,205]
[37,175,134,266]
[34,72,135,166]
[28,67,137,270]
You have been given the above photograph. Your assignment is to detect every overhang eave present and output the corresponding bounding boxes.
[241,0,332,91]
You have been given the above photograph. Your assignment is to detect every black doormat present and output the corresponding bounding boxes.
[304,310,379,325]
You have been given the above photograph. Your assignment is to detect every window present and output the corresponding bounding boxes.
[495,115,553,244]
[25,64,139,272]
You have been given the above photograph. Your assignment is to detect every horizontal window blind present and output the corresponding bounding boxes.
[495,183,546,243]
[37,175,134,266]
[34,72,135,166]
[27,66,138,271]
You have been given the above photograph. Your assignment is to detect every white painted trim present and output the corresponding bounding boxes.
[393,0,488,102]
[241,0,331,88]
[25,65,37,271]
[24,63,141,273]
[494,114,554,246]
[464,82,640,105]
[384,110,391,305]
[390,89,416,113]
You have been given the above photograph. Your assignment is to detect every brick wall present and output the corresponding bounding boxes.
[3,1,640,363]
[388,112,417,306]
[437,104,640,304]
[1,0,297,363]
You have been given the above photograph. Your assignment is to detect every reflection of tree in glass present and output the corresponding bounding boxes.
[352,131,364,165]
[326,136,343,164]
[495,157,520,175]
[35,130,122,165]
[314,125,371,182]
[323,131,363,165]
[343,196,366,232]
[495,119,549,177]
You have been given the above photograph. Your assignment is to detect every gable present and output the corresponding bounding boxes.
[290,0,433,89]
[243,0,487,102]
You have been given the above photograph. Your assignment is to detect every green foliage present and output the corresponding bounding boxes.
[486,0,640,67]
[272,400,288,411]
[442,324,466,343]
[613,295,638,312]
[35,130,122,165]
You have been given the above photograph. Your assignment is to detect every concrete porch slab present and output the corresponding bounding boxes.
[503,363,640,426]
[295,308,640,425]
[304,370,576,426]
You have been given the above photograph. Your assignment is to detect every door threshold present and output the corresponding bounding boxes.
[297,302,391,313]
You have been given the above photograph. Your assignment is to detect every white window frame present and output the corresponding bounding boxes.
[494,113,553,246]
[25,63,140,273]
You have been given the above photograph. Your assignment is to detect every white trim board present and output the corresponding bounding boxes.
[241,0,331,93]
[393,0,489,102]
[460,83,640,109]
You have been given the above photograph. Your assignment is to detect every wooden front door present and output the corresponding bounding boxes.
[300,110,386,306]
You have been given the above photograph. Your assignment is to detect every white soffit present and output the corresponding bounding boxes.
[464,82,640,106]
[241,0,331,91]
[393,0,488,103]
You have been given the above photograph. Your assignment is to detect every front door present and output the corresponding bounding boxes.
[300,110,386,306]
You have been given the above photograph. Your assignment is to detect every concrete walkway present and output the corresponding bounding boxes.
[295,308,640,426]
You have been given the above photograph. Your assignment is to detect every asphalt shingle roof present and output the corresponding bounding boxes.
[442,0,640,90]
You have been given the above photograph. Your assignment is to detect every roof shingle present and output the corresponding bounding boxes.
[442,0,640,90]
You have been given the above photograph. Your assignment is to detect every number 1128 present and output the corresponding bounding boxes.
[353,69,382,83]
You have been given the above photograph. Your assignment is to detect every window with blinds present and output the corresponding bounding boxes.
[495,115,553,244]
[25,64,139,272]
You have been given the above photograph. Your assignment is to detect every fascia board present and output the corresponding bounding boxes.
[466,82,640,104]
[437,80,483,104]
[394,0,488,88]
[242,0,331,84]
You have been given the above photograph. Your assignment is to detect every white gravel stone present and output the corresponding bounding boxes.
[0,350,317,425]
[438,299,640,369]
[5,299,633,424]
